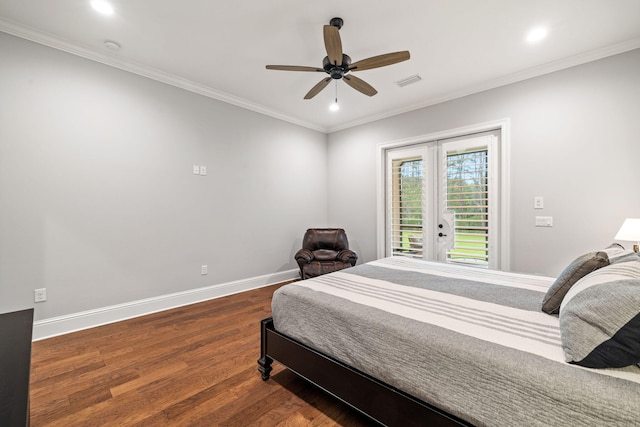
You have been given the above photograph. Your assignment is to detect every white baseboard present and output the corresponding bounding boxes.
[32,269,299,341]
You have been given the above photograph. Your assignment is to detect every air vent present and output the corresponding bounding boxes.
[396,74,422,87]
[104,40,121,51]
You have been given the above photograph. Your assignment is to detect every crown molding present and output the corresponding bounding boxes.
[327,37,640,133]
[0,18,328,133]
[2,17,639,135]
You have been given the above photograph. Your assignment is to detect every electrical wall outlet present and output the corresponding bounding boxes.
[193,165,207,176]
[534,196,544,209]
[201,265,208,275]
[34,288,47,303]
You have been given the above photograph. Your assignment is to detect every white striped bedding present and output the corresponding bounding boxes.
[271,257,640,426]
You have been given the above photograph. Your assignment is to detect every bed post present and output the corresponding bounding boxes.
[258,317,273,381]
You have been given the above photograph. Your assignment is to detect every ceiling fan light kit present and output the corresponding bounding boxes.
[266,17,410,101]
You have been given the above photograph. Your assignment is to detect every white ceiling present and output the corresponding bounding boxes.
[1,0,639,133]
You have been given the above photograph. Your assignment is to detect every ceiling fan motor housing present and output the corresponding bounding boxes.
[329,17,344,29]
[323,54,352,79]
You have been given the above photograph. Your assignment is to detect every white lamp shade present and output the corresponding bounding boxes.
[614,218,640,241]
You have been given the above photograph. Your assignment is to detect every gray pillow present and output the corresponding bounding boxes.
[541,251,609,314]
[609,250,640,264]
[604,242,640,264]
[559,261,640,368]
[603,242,625,253]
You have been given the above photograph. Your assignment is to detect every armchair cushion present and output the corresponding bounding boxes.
[312,249,340,261]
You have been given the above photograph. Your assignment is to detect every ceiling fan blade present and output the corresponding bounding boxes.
[266,65,325,72]
[304,77,332,99]
[323,25,343,66]
[343,75,377,97]
[349,51,410,72]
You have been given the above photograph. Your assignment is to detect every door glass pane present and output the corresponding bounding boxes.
[445,149,489,266]
[391,158,423,257]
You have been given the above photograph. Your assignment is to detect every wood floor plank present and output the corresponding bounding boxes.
[110,360,190,397]
[30,282,379,426]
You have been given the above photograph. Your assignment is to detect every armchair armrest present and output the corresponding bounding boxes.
[295,248,314,266]
[337,249,358,266]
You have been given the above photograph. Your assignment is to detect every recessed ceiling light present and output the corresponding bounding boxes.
[526,27,548,43]
[91,0,114,15]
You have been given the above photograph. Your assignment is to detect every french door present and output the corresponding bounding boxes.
[385,131,500,269]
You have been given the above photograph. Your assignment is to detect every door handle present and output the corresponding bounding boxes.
[438,232,447,237]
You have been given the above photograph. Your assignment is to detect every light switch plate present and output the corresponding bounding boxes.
[535,216,553,227]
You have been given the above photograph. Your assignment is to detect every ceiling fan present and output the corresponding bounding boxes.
[266,17,410,100]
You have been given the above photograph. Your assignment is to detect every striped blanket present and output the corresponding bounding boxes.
[272,257,640,426]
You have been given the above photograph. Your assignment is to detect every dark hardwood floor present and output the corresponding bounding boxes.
[29,283,379,426]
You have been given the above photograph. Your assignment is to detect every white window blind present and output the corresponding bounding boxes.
[390,156,423,258]
[445,148,489,266]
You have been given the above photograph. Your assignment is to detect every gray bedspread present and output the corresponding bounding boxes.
[271,257,640,426]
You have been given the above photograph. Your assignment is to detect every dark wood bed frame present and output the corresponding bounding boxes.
[258,317,472,427]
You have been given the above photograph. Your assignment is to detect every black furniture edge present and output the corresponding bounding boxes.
[258,317,472,427]
[0,308,34,427]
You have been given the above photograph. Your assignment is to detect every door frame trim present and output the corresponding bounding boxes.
[376,118,511,270]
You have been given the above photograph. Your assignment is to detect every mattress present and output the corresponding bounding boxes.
[271,257,640,426]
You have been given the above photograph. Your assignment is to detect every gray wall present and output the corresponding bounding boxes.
[0,33,328,319]
[328,49,640,276]
[2,30,639,322]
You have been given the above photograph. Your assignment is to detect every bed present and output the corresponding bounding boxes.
[258,255,640,426]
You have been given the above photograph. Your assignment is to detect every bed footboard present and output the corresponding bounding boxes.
[258,317,471,427]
